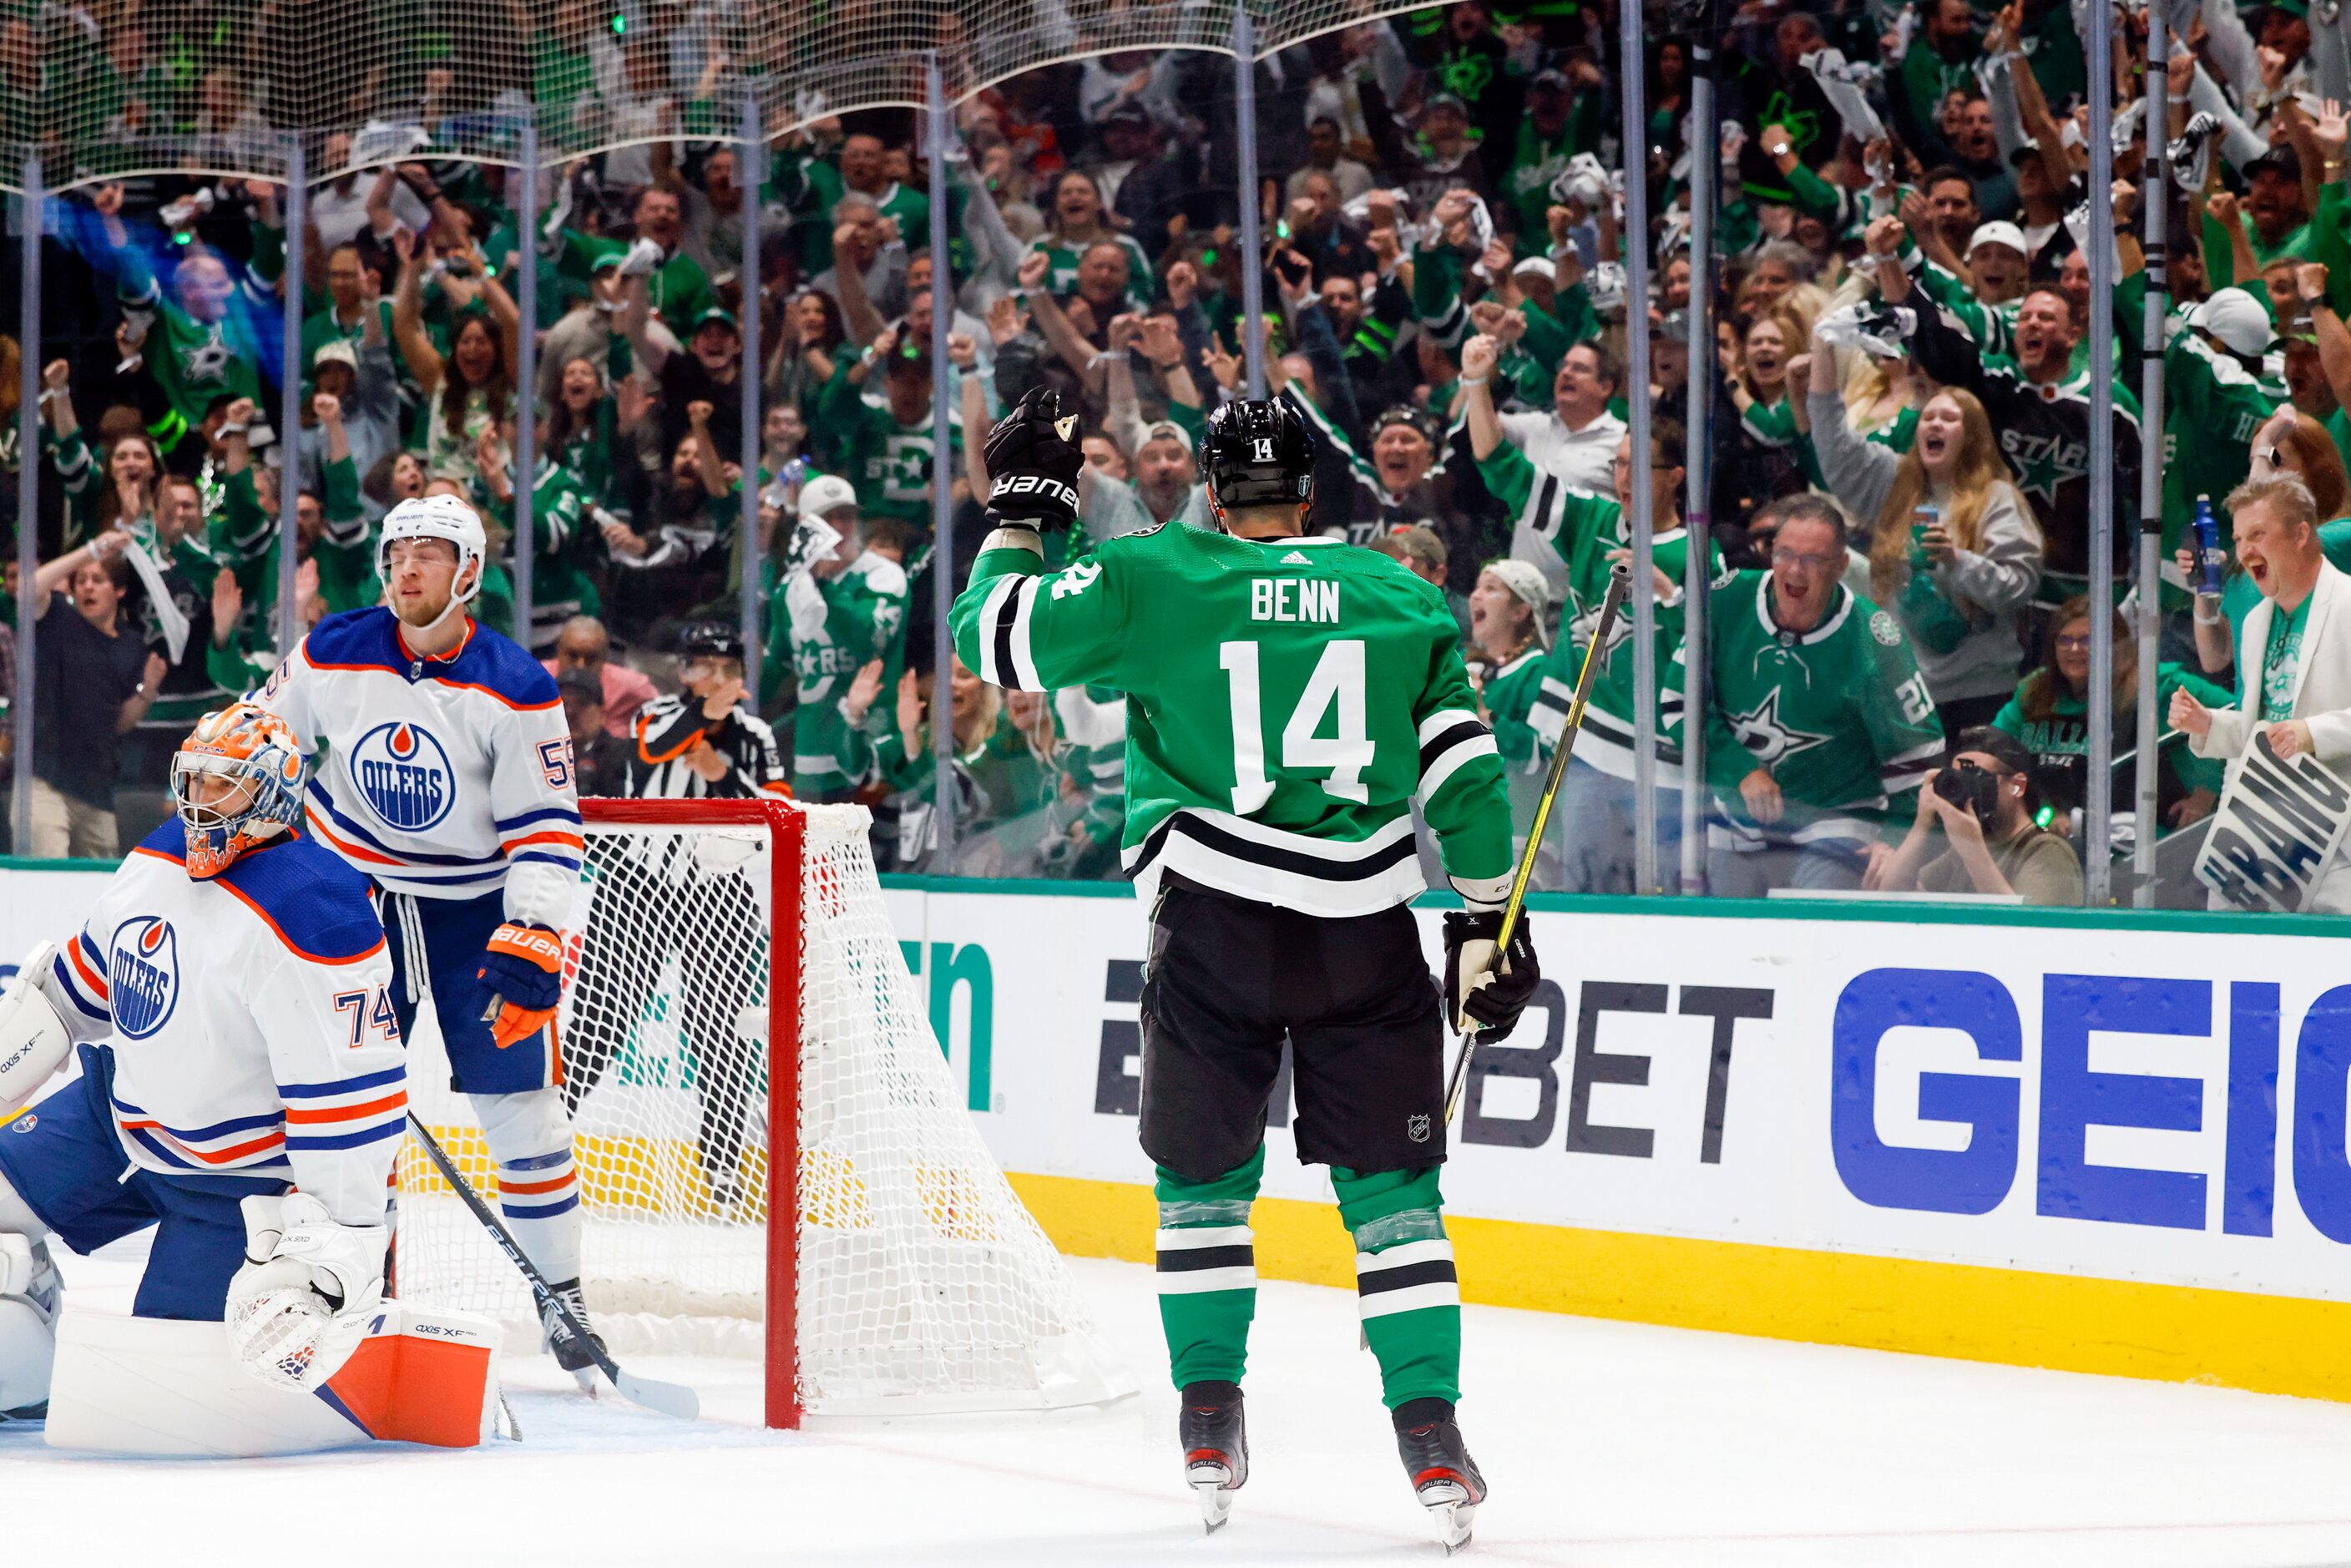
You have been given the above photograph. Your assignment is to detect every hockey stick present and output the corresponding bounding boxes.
[403,1113,701,1419]
[1443,563,1634,1127]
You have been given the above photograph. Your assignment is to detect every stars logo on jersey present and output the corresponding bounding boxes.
[351,721,457,832]
[109,917,181,1039]
[2002,429,2083,507]
[1053,560,1104,599]
[178,336,235,387]
[1727,687,1833,767]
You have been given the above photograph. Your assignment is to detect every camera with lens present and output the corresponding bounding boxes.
[1932,760,2000,823]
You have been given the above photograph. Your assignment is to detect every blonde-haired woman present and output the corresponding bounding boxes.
[1805,331,2043,738]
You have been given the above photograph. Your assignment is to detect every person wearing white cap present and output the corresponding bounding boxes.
[1467,559,1555,855]
[2158,286,2291,589]
[293,331,398,503]
[1963,221,2030,307]
[771,473,911,800]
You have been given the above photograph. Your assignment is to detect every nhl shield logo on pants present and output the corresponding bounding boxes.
[1408,1115,1431,1144]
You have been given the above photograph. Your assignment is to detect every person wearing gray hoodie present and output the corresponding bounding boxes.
[1803,340,2043,738]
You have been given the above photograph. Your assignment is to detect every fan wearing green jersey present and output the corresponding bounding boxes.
[1671,494,1946,896]
[770,475,910,800]
[950,390,1538,1552]
[1463,333,1721,892]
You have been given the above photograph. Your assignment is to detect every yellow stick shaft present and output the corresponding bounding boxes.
[1443,564,1634,1126]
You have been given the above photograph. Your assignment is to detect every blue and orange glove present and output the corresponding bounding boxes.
[476,922,564,1048]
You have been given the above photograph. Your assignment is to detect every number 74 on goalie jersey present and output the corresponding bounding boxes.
[948,526,1514,916]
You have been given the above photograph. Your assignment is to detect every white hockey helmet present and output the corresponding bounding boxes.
[377,493,488,630]
[797,473,859,524]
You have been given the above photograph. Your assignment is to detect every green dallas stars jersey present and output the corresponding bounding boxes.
[115,251,272,458]
[773,551,909,797]
[1671,571,1944,850]
[813,362,965,526]
[1478,441,1723,785]
[1478,645,1550,826]
[949,526,1513,916]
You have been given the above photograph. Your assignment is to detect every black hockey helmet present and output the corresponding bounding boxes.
[1201,397,1316,511]
[676,619,746,665]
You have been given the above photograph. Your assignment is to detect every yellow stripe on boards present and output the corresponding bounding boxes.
[1002,1171,2351,1404]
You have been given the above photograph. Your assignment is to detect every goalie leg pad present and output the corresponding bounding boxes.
[0,1170,61,1416]
[468,1088,583,1285]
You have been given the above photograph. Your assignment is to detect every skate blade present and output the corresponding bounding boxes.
[1192,1479,1236,1533]
[1422,1492,1475,1553]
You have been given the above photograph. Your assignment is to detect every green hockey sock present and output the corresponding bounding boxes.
[1153,1147,1264,1389]
[1333,1165,1461,1410]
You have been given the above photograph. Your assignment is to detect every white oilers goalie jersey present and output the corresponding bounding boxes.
[39,819,405,1227]
[253,608,582,927]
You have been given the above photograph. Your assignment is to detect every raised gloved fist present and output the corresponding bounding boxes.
[1442,908,1540,1042]
[982,387,1084,532]
[476,921,564,1048]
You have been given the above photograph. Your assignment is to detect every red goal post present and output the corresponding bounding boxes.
[392,795,1130,1431]
[581,796,806,1427]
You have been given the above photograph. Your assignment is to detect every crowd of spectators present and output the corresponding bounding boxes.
[0,0,2346,908]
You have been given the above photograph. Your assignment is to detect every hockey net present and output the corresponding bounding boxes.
[392,797,1129,1425]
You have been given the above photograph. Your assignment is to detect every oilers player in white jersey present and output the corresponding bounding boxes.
[0,705,406,1412]
[250,493,600,1373]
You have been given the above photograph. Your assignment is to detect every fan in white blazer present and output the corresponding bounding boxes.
[2171,475,2351,913]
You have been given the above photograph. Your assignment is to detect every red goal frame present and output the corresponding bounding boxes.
[578,796,806,1429]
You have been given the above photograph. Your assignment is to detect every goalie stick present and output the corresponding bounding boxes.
[1442,563,1633,1127]
[403,1113,701,1419]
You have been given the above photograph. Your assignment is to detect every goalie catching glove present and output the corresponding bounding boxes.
[0,943,73,1115]
[225,1193,387,1391]
[982,387,1084,532]
[1442,909,1540,1041]
[476,921,564,1048]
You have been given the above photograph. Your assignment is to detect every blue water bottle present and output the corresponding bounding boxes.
[2192,493,2227,598]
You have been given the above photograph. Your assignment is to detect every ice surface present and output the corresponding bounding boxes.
[13,1231,2351,1566]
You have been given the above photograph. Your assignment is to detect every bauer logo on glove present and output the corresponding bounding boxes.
[981,387,1085,532]
[476,921,564,1048]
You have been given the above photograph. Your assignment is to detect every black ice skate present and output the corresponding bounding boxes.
[539,1277,607,1388]
[1179,1379,1247,1532]
[1393,1399,1486,1554]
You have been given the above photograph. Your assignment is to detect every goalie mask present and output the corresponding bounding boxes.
[1201,398,1315,518]
[171,703,307,880]
[377,493,488,634]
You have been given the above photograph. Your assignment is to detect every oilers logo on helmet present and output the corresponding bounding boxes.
[351,721,456,832]
[109,917,181,1039]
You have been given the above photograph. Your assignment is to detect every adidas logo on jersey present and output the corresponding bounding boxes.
[1281,551,1312,564]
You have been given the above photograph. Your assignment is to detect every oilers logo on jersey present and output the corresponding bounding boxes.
[109,918,180,1039]
[351,721,457,833]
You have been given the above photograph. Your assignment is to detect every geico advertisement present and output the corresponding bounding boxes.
[15,860,2351,1302]
[887,889,2351,1304]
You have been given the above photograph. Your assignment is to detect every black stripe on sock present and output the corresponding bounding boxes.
[1356,1259,1459,1295]
[1158,1245,1256,1273]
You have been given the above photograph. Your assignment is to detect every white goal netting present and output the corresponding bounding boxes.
[393,801,1130,1416]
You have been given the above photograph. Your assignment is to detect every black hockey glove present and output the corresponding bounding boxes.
[1442,908,1540,1041]
[983,387,1084,532]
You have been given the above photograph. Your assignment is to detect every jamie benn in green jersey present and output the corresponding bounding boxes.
[951,392,1539,1551]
